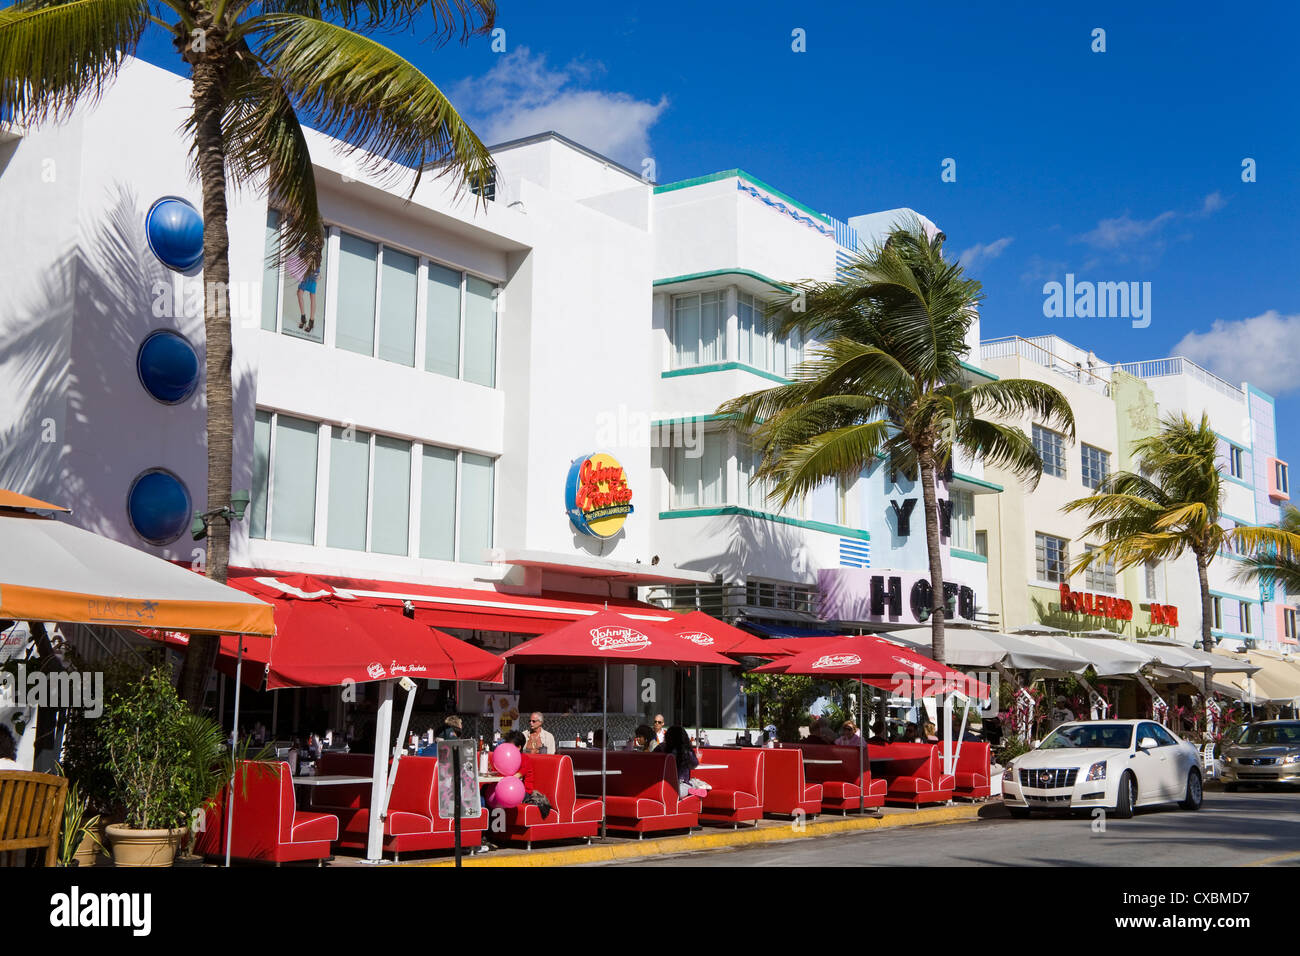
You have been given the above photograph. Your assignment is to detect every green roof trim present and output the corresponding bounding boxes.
[1246,383,1275,405]
[1209,588,1260,605]
[960,361,999,381]
[653,268,792,294]
[649,414,740,427]
[652,169,832,225]
[951,472,1004,493]
[662,362,791,385]
[659,506,870,541]
[950,548,988,564]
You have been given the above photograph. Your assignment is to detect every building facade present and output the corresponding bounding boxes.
[976,335,1294,652]
[0,58,997,735]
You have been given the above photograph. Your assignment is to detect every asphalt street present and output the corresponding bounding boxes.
[604,788,1300,866]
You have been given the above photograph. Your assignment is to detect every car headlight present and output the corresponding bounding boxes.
[1002,766,1015,782]
[1086,760,1106,782]
[1221,755,1234,764]
[1284,754,1300,765]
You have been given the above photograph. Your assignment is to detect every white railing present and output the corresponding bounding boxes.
[979,336,1112,396]
[1110,357,1245,403]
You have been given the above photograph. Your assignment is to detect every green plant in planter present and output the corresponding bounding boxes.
[57,775,102,867]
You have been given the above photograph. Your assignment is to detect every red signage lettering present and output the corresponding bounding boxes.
[1150,603,1180,627]
[576,458,633,514]
[1056,584,1133,621]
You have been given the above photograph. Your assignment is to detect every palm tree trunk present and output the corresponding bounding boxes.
[919,452,947,663]
[177,55,233,713]
[1195,550,1214,654]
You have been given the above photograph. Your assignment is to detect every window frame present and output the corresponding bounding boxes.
[1032,424,1067,479]
[670,290,725,369]
[1083,544,1116,593]
[1239,601,1252,635]
[1081,443,1110,490]
[1212,596,1223,631]
[1036,532,1070,584]
[1228,444,1245,479]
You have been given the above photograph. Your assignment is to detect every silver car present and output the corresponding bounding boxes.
[1219,720,1300,790]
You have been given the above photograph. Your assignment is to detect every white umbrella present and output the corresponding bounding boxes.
[891,628,1089,672]
[1009,623,1067,636]
[1038,636,1157,676]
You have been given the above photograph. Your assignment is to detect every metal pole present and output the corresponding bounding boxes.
[601,660,608,840]
[695,666,702,746]
[453,744,462,868]
[224,637,244,868]
[366,680,394,862]
[857,680,865,813]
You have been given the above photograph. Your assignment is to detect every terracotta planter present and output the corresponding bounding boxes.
[105,824,187,867]
[73,822,106,867]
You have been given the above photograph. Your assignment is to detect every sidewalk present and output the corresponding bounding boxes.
[390,801,987,868]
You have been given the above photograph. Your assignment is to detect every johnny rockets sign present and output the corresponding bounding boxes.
[1057,584,1179,626]
[566,452,634,538]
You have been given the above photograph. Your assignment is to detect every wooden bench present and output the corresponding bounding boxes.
[0,770,67,867]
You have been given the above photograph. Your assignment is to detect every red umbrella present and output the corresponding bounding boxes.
[749,634,988,813]
[666,611,791,658]
[503,611,732,837]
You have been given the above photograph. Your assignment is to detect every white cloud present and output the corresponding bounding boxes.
[958,236,1013,269]
[450,47,668,169]
[1077,210,1177,249]
[1197,191,1227,216]
[1173,310,1300,394]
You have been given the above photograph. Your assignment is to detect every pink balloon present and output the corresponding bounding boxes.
[494,775,525,809]
[492,743,521,777]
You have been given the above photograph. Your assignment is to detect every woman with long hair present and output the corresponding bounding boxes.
[654,725,699,797]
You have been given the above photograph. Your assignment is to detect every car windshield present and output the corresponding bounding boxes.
[1238,723,1300,746]
[1038,724,1134,750]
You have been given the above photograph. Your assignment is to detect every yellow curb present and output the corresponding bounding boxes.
[409,803,982,867]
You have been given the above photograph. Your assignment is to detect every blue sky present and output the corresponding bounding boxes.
[134,1,1300,464]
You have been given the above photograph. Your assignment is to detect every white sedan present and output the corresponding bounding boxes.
[1001,719,1203,819]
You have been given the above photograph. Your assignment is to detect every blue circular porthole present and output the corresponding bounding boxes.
[136,330,200,404]
[145,197,204,272]
[127,468,192,545]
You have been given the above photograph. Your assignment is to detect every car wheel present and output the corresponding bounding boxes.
[1179,769,1203,811]
[1113,771,1136,819]
[1225,783,1239,793]
[1008,807,1031,819]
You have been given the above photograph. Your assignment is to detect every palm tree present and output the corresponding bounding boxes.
[0,0,496,709]
[720,218,1075,662]
[1064,413,1300,652]
[1235,504,1300,601]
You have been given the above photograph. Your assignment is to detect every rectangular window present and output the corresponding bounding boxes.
[463,276,497,387]
[1144,560,1158,601]
[419,445,458,561]
[261,211,282,332]
[250,410,272,538]
[269,415,318,544]
[1084,544,1116,593]
[975,531,988,558]
[1228,445,1244,479]
[336,232,378,356]
[378,248,418,366]
[1036,533,1069,583]
[1285,609,1298,642]
[672,291,723,368]
[1239,602,1252,635]
[1277,461,1290,495]
[1212,596,1223,631]
[1081,444,1110,490]
[1033,424,1067,478]
[425,263,461,378]
[326,426,371,551]
[950,491,975,551]
[737,291,801,376]
[670,433,725,508]
[370,436,412,555]
[460,452,495,564]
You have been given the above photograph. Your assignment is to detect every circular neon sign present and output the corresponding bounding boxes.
[565,452,633,538]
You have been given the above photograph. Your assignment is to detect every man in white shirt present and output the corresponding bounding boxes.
[653,714,666,744]
[522,712,557,755]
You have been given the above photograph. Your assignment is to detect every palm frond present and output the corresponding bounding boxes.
[964,378,1076,440]
[254,13,493,198]
[251,0,493,43]
[0,0,150,124]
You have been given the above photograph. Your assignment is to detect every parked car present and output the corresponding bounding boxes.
[1001,719,1202,819]
[1219,720,1300,790]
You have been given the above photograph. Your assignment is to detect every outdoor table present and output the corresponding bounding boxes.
[801,759,840,765]
[573,769,623,776]
[291,775,372,786]
[694,763,727,770]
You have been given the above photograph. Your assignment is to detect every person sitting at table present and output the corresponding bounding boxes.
[504,731,553,818]
[627,724,654,751]
[521,712,557,755]
[923,722,939,743]
[835,721,862,747]
[902,722,920,743]
[439,715,463,739]
[592,729,607,749]
[655,725,701,799]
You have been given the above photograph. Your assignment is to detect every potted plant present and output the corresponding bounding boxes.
[97,663,218,866]
[57,775,104,868]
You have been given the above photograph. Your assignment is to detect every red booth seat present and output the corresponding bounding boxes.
[693,749,764,828]
[760,747,822,818]
[490,754,602,849]
[309,753,487,859]
[570,751,701,838]
[952,742,991,800]
[781,744,885,812]
[871,743,955,806]
[194,760,337,865]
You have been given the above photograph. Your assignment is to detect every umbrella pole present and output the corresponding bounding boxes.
[225,637,244,869]
[366,680,394,863]
[857,680,864,814]
[601,660,608,841]
[695,667,702,746]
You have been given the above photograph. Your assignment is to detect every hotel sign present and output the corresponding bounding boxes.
[566,452,634,538]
